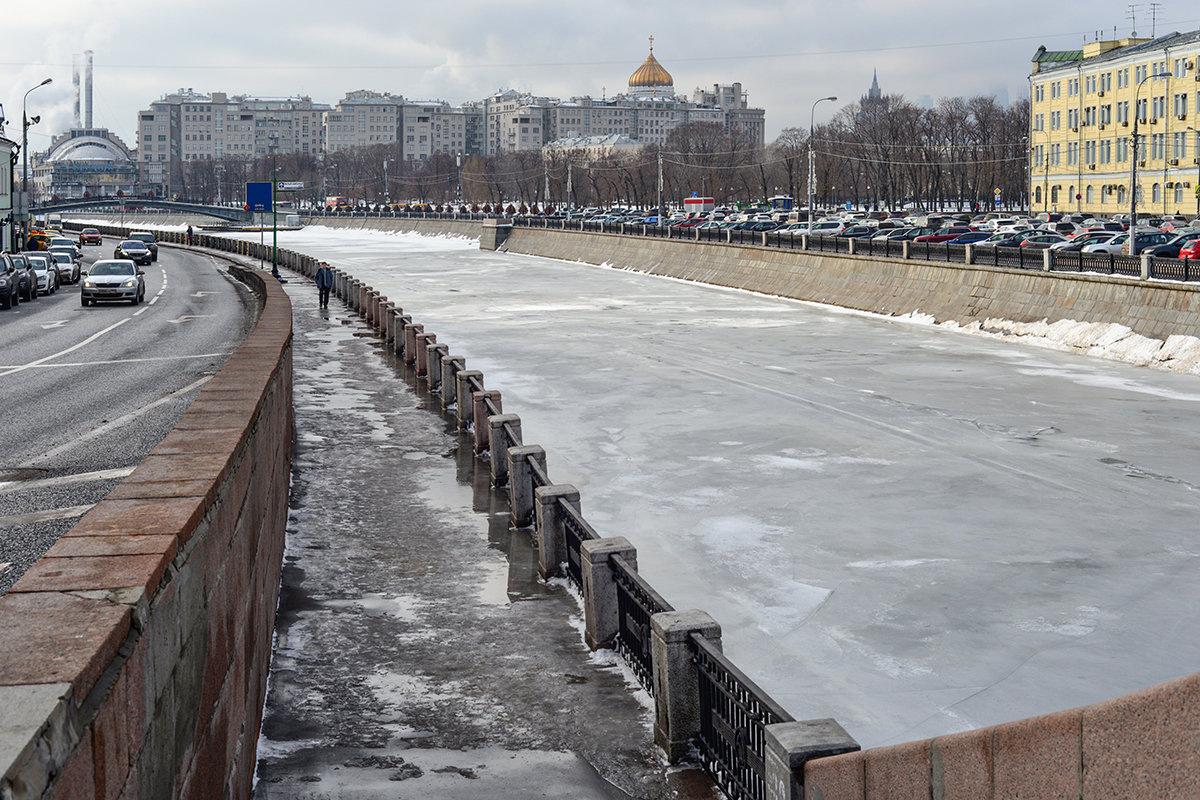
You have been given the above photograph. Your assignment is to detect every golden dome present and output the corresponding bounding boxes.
[629,37,673,89]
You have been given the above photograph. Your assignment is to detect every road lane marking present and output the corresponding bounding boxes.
[35,375,212,464]
[40,320,69,329]
[0,467,135,492]
[0,317,131,377]
[169,315,216,324]
[0,352,233,370]
[0,505,95,529]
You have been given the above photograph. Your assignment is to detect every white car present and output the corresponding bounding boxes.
[1049,232,1118,252]
[22,253,58,295]
[1082,233,1130,254]
[49,250,81,284]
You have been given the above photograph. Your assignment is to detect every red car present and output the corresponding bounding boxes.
[79,228,103,246]
[1179,239,1200,260]
[913,225,976,243]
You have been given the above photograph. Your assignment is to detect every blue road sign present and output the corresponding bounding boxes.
[246,181,273,213]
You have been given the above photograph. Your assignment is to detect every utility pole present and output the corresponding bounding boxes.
[657,145,663,224]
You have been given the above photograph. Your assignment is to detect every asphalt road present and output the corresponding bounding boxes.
[0,238,259,595]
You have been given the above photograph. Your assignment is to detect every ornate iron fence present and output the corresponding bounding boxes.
[559,500,600,591]
[692,632,795,800]
[611,553,673,693]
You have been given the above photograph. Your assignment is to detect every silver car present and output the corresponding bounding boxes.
[48,250,80,284]
[81,259,145,306]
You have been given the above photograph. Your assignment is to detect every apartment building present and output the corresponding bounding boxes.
[327,90,404,153]
[136,89,328,198]
[1030,29,1200,216]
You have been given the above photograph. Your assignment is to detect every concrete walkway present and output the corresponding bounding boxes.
[252,270,714,799]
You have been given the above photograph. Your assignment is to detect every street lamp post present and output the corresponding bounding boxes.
[808,96,836,236]
[1130,71,1164,255]
[456,153,463,208]
[383,158,389,205]
[21,77,52,244]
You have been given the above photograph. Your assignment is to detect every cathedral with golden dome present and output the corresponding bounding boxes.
[627,36,675,99]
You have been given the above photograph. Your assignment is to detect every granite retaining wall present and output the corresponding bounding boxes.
[0,245,293,800]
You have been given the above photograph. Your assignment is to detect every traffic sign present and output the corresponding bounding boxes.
[276,181,304,191]
[246,181,272,213]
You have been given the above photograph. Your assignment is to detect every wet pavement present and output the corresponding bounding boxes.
[252,271,715,799]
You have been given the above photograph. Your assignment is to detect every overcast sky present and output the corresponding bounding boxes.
[4,1,1199,155]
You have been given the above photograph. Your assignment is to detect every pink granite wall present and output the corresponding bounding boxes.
[0,262,292,799]
[804,672,1200,800]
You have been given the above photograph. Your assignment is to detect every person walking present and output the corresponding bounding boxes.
[186,225,194,245]
[315,261,334,309]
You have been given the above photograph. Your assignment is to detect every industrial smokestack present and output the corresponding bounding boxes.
[73,54,81,127]
[85,50,93,128]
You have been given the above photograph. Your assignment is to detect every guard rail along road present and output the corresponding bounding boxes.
[254,217,1200,799]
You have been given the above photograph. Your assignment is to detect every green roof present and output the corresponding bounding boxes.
[1033,47,1083,64]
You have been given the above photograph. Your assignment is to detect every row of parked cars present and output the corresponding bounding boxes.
[659,208,1200,258]
[0,232,89,309]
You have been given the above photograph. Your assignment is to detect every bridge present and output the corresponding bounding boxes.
[32,197,252,223]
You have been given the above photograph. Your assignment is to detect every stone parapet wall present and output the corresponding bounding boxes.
[804,671,1200,799]
[503,228,1200,344]
[0,252,293,799]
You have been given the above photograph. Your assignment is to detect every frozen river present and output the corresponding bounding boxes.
[251,225,1200,749]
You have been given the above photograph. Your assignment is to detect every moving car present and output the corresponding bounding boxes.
[0,254,21,309]
[128,231,159,261]
[114,240,153,265]
[81,259,145,306]
[79,228,103,246]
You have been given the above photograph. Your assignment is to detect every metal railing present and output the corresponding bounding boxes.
[559,500,600,590]
[612,553,673,694]
[504,217,1200,284]
[692,633,796,800]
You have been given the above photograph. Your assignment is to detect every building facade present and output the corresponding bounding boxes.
[136,90,328,198]
[326,90,403,153]
[1029,30,1200,217]
[34,128,137,200]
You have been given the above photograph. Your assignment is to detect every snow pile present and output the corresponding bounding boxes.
[943,316,1200,374]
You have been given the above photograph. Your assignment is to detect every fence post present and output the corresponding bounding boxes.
[1141,253,1152,279]
[533,483,578,577]
[580,537,636,650]
[395,315,412,356]
[650,610,722,763]
[403,323,424,366]
[1043,249,1054,272]
[488,413,521,487]
[455,371,484,428]
[508,446,548,529]
[763,719,860,800]
[441,356,466,410]
[415,332,437,377]
[427,344,449,390]
[902,241,912,260]
[964,243,975,265]
[383,303,398,344]
[472,390,502,453]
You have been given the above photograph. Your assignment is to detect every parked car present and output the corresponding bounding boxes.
[1121,231,1173,255]
[49,250,81,284]
[977,231,1031,248]
[913,225,976,243]
[1144,230,1200,259]
[946,231,992,245]
[1179,238,1200,259]
[1020,232,1070,249]
[114,240,153,265]
[21,253,58,295]
[1082,234,1131,254]
[0,254,21,309]
[78,228,103,246]
[9,254,38,302]
[837,225,877,238]
[1049,232,1119,252]
[81,259,146,306]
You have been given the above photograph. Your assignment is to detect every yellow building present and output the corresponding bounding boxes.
[1029,30,1200,218]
